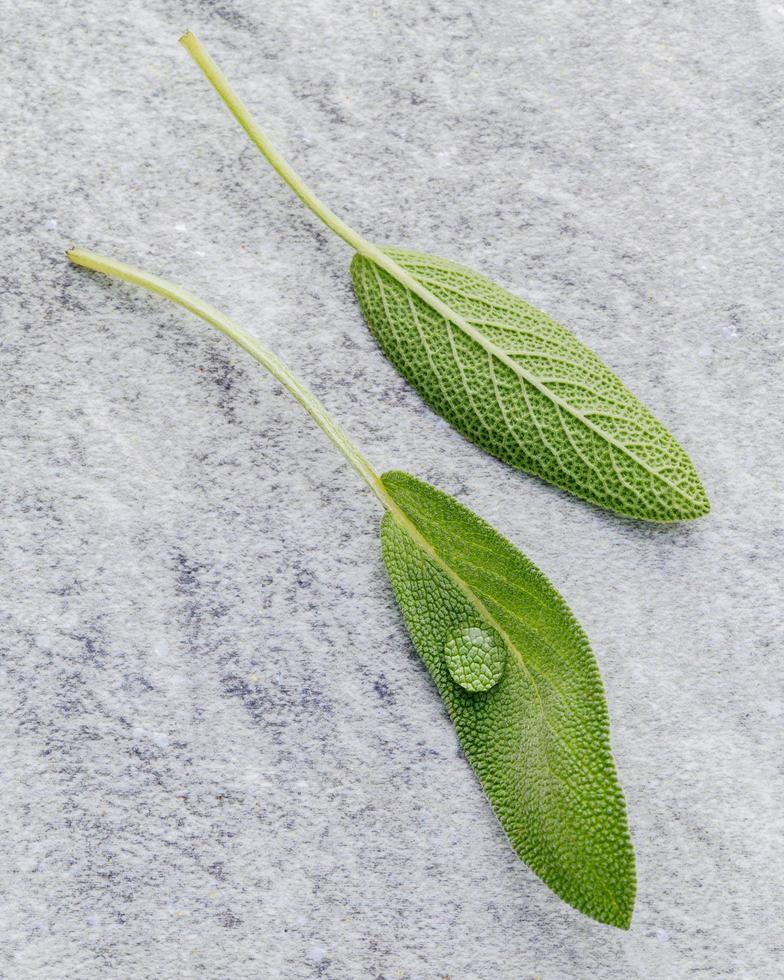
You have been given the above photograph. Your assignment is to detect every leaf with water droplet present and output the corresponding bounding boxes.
[181,32,709,523]
[68,248,635,928]
[443,622,506,692]
[381,470,635,928]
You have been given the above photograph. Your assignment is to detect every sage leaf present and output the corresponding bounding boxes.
[381,470,635,928]
[68,247,636,928]
[180,32,709,523]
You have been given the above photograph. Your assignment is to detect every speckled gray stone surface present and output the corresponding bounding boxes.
[2,1,783,977]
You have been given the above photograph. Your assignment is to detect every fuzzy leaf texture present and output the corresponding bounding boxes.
[380,470,636,928]
[180,33,709,523]
[354,250,709,522]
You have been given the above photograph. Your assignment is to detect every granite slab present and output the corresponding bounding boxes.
[2,1,782,976]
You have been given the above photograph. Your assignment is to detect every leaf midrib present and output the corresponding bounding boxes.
[363,250,697,509]
[391,491,608,754]
[383,491,548,698]
[382,480,609,786]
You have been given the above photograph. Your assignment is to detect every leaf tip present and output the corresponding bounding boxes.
[681,479,711,521]
[606,909,633,931]
[588,880,636,930]
[695,486,711,519]
[615,896,635,930]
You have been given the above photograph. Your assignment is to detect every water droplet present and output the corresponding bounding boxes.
[443,622,507,692]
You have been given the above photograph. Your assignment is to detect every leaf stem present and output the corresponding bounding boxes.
[180,31,375,258]
[67,247,390,509]
[66,250,532,655]
[178,35,572,402]
[180,33,446,308]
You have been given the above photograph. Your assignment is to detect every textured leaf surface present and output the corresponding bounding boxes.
[380,470,636,927]
[353,248,708,522]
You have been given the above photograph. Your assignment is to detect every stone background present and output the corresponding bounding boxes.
[2,1,782,976]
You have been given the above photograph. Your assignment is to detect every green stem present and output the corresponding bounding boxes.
[178,33,546,387]
[180,33,443,304]
[180,31,376,258]
[67,248,390,509]
[67,250,516,640]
